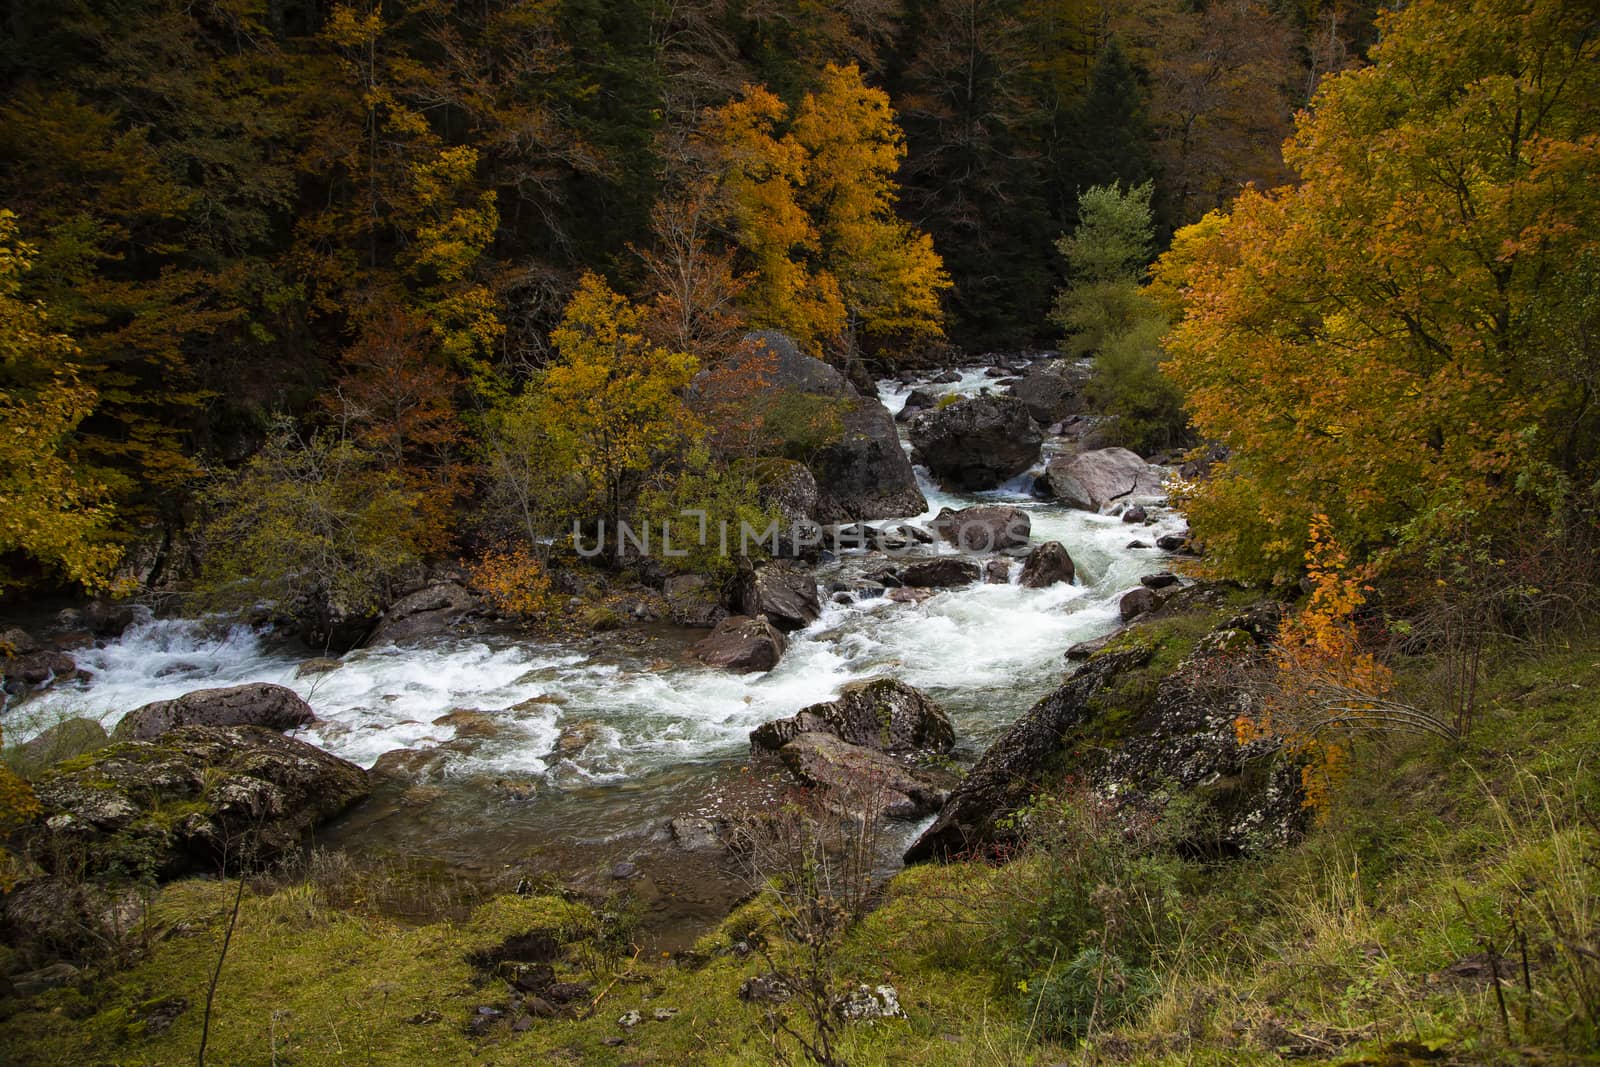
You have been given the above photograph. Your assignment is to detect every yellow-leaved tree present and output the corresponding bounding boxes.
[0,210,121,593]
[536,273,700,562]
[703,86,844,352]
[1158,0,1600,583]
[791,63,951,349]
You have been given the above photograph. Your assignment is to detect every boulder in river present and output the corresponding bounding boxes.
[909,394,1043,491]
[928,505,1032,553]
[692,615,787,672]
[368,581,481,645]
[894,388,938,422]
[900,558,982,588]
[777,732,951,820]
[1008,360,1089,425]
[704,331,926,523]
[754,678,953,757]
[21,724,369,878]
[1018,542,1076,588]
[113,683,315,742]
[1045,447,1164,513]
[1119,587,1162,622]
[735,561,821,633]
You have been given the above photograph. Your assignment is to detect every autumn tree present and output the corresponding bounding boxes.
[506,273,699,564]
[1160,0,1600,582]
[792,63,951,352]
[0,211,121,592]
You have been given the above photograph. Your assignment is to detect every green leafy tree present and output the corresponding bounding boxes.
[1051,181,1156,358]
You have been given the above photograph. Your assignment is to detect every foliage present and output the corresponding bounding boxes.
[0,723,40,891]
[197,420,426,617]
[1082,312,1188,454]
[1160,0,1600,583]
[0,211,121,591]
[639,447,780,580]
[466,543,556,621]
[534,272,699,561]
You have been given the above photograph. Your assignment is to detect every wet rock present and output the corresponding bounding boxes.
[928,505,1032,553]
[735,561,821,633]
[1157,532,1195,553]
[292,587,378,652]
[894,387,939,421]
[295,657,343,678]
[900,558,982,588]
[692,615,787,673]
[886,587,936,604]
[84,599,143,638]
[1126,539,1152,549]
[611,862,638,880]
[1045,447,1164,513]
[369,582,480,645]
[985,559,1011,584]
[1120,587,1161,622]
[668,815,727,853]
[1019,542,1076,588]
[929,370,962,384]
[778,733,950,819]
[1121,504,1148,524]
[909,394,1042,491]
[552,720,605,761]
[1064,635,1112,661]
[1,626,40,654]
[1141,572,1180,590]
[432,708,504,740]
[757,678,954,757]
[21,725,369,878]
[1008,360,1088,425]
[8,718,108,777]
[1,649,78,693]
[113,683,315,742]
[750,711,831,751]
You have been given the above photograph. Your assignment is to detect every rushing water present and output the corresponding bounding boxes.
[6,366,1182,885]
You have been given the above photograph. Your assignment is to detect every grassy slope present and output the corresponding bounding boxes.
[4,629,1599,1065]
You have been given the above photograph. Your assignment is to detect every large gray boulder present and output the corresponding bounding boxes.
[1018,542,1076,588]
[1008,360,1089,425]
[740,457,819,524]
[704,332,927,523]
[692,615,787,672]
[113,683,315,742]
[369,581,480,645]
[735,561,821,632]
[928,505,1032,553]
[900,558,982,588]
[22,725,369,878]
[909,394,1042,491]
[1045,447,1164,513]
[778,732,951,820]
[751,678,953,756]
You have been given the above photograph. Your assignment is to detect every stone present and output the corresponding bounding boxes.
[1008,360,1088,425]
[1018,542,1076,588]
[1064,635,1112,661]
[611,862,638,880]
[295,657,343,678]
[739,973,795,1003]
[662,573,726,629]
[668,815,726,852]
[909,395,1042,491]
[756,678,953,757]
[1119,587,1161,622]
[1122,505,1148,524]
[928,505,1032,553]
[735,561,821,632]
[368,582,480,645]
[744,457,820,523]
[113,683,315,742]
[894,387,939,421]
[618,1010,642,1028]
[778,733,950,819]
[985,559,1011,584]
[834,984,906,1022]
[21,725,369,879]
[1157,533,1194,553]
[900,558,982,588]
[10,962,81,997]
[692,615,787,673]
[1141,572,1181,590]
[1046,448,1164,513]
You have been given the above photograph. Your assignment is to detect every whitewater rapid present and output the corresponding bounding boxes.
[6,367,1183,847]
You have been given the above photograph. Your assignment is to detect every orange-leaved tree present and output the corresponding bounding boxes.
[1158,0,1600,584]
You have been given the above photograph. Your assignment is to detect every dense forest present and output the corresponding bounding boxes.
[0,0,1386,602]
[4,0,1600,1064]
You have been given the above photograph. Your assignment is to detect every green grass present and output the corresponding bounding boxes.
[4,626,1599,1065]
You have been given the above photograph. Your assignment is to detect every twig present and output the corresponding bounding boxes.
[198,869,247,1066]
[579,945,641,1020]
